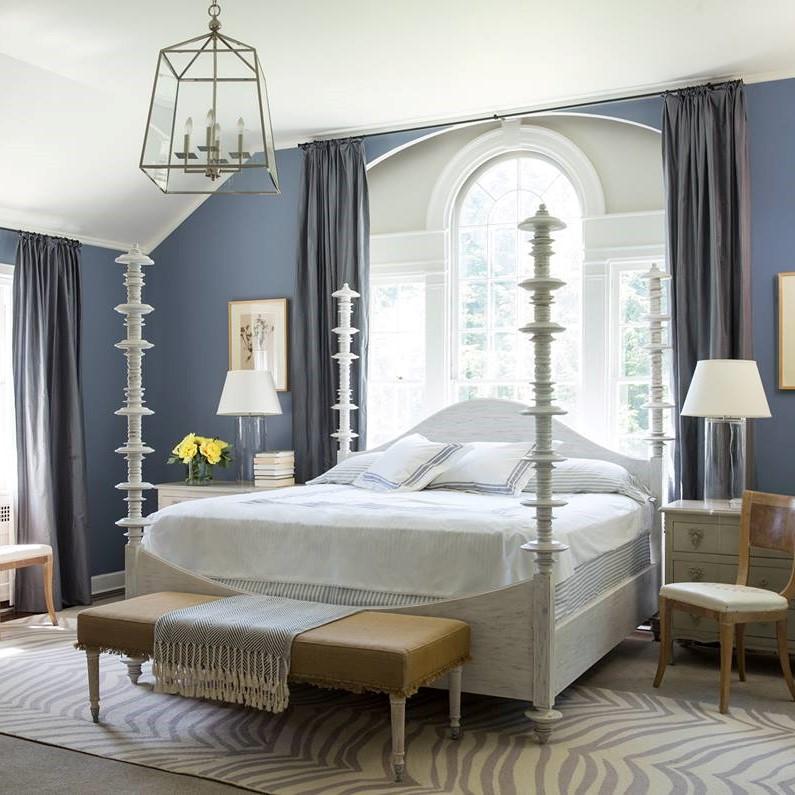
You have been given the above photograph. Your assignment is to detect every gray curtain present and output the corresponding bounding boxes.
[293,139,370,482]
[13,232,90,610]
[662,81,753,499]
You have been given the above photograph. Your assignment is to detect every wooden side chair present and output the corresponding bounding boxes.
[0,544,57,634]
[654,490,795,713]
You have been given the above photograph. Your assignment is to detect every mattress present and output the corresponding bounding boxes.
[214,532,651,622]
[144,484,652,604]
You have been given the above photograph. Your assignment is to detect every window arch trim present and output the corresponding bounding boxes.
[426,123,605,231]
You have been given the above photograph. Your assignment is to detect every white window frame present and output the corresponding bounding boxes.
[368,123,668,455]
[448,149,585,415]
[606,255,669,453]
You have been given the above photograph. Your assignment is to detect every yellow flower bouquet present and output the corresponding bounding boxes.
[167,433,232,485]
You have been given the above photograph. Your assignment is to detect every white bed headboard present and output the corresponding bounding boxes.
[367,397,658,500]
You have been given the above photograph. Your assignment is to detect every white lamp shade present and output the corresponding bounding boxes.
[681,359,771,418]
[217,370,282,416]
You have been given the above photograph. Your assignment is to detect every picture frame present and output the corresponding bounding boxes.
[228,298,289,391]
[778,272,795,390]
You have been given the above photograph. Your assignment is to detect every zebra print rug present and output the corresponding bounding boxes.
[2,615,795,794]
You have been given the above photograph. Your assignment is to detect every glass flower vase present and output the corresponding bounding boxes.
[185,458,213,485]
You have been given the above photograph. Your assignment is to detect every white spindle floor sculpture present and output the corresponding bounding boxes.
[114,245,155,593]
[331,284,360,462]
[517,204,569,743]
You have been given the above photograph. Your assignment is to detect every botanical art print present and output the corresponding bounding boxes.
[228,298,288,391]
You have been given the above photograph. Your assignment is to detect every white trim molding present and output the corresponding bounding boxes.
[426,123,605,230]
[91,570,125,596]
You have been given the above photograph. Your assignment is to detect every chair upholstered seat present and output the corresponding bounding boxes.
[660,581,789,613]
[0,544,52,565]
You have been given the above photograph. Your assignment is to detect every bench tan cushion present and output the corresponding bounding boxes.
[292,611,470,695]
[77,592,470,696]
[77,591,223,655]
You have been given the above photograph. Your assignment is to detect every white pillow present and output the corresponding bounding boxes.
[523,458,650,503]
[306,452,382,486]
[427,442,534,496]
[353,434,467,492]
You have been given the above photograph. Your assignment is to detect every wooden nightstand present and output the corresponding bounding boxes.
[154,481,285,510]
[662,499,795,653]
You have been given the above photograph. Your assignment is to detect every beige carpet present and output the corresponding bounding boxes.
[2,614,795,794]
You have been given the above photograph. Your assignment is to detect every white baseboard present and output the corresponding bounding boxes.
[91,570,124,596]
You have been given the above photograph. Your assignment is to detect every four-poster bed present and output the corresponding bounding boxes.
[119,205,671,743]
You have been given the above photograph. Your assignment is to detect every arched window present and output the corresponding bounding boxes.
[366,122,667,453]
[452,153,582,421]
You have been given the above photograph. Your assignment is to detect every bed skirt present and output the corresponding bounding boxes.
[213,533,651,622]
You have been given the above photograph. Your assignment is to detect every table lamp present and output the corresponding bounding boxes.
[681,359,770,502]
[217,369,282,482]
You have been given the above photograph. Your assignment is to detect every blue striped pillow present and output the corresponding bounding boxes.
[353,434,467,493]
[427,442,534,495]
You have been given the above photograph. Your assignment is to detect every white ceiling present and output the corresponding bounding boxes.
[1,0,795,252]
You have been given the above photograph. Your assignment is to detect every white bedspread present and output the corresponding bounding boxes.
[144,485,650,599]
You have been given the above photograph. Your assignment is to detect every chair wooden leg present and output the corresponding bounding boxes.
[775,620,795,701]
[42,555,57,627]
[735,624,746,682]
[653,597,672,688]
[389,694,406,782]
[719,619,734,714]
[448,665,462,739]
[86,649,100,723]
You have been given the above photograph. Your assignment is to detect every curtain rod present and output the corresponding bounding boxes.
[310,77,738,143]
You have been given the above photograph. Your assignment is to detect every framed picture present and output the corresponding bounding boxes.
[228,298,288,391]
[779,272,795,390]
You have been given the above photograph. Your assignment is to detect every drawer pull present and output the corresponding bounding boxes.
[688,528,704,548]
[689,613,701,626]
[687,566,704,581]
[757,578,769,589]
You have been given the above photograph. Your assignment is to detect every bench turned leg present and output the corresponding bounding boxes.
[449,665,462,739]
[122,656,146,685]
[389,694,406,782]
[86,649,100,723]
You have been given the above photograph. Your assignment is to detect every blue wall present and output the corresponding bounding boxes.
[8,78,792,579]
[0,230,126,577]
[146,148,303,491]
[747,78,795,494]
[588,82,795,495]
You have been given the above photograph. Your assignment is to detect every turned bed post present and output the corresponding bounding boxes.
[641,264,674,576]
[115,244,155,680]
[518,205,569,743]
[331,283,360,462]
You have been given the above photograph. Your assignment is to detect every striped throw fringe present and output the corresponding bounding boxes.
[152,595,359,714]
[153,641,290,712]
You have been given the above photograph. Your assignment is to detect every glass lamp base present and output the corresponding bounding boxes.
[704,417,746,502]
[236,416,267,482]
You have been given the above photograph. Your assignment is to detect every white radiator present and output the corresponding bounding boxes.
[0,495,13,603]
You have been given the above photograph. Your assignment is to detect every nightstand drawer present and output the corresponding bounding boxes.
[671,521,722,554]
[672,560,730,584]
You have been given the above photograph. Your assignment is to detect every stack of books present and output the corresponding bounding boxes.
[253,450,295,488]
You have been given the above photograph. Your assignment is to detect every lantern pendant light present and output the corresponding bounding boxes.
[140,2,279,195]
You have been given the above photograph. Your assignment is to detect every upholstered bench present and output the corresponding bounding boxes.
[77,592,470,782]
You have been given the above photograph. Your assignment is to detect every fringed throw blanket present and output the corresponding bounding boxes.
[153,595,358,713]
